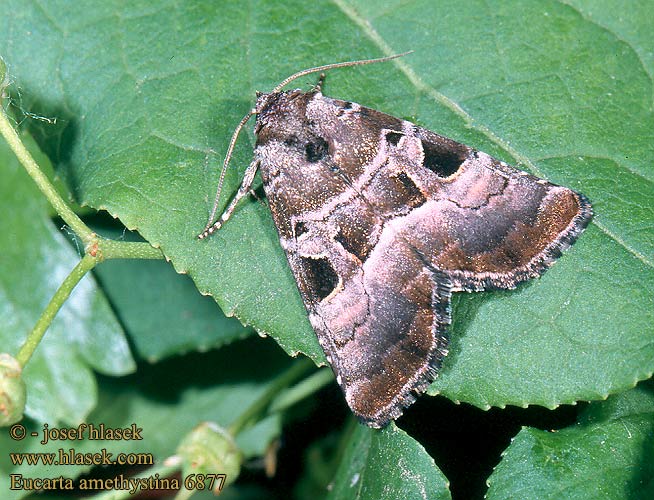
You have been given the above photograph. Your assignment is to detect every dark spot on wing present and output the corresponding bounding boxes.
[302,256,339,302]
[294,220,308,238]
[395,172,426,208]
[421,139,465,177]
[385,131,403,146]
[305,137,329,162]
[335,228,372,263]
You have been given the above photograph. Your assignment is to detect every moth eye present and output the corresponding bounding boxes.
[302,256,339,302]
[421,139,465,177]
[305,137,329,162]
[294,220,308,237]
[385,131,403,146]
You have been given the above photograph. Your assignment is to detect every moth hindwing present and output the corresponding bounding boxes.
[200,55,592,428]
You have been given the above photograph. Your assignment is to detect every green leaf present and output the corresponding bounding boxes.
[0,132,134,425]
[430,224,654,408]
[0,0,652,423]
[0,338,287,499]
[0,55,7,92]
[92,225,253,362]
[486,380,654,499]
[328,422,450,500]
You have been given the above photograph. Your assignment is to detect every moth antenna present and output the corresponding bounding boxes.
[202,108,256,236]
[270,51,413,95]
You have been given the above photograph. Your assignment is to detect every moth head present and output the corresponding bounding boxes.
[254,91,275,116]
[254,90,316,141]
[253,52,411,128]
[255,89,310,113]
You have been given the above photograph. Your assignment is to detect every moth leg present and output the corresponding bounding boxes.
[248,186,267,207]
[314,73,326,93]
[198,159,260,239]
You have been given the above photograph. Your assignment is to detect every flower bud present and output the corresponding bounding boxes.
[0,354,26,426]
[177,422,241,492]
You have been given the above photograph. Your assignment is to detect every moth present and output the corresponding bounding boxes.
[199,54,592,428]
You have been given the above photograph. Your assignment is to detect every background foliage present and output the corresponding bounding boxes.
[0,1,652,498]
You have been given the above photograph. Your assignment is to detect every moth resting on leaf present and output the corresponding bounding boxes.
[199,54,592,428]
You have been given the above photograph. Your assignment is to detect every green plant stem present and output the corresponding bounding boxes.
[0,109,93,243]
[269,366,334,413]
[98,238,164,261]
[1,107,164,368]
[15,254,96,367]
[228,358,315,436]
[11,235,161,367]
[1,100,162,261]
